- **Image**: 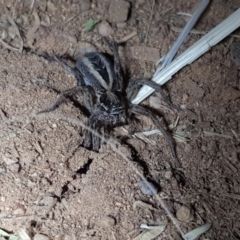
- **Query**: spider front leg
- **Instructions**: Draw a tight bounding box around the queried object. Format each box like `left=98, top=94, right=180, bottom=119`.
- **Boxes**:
left=38, top=85, right=95, bottom=114
left=129, top=104, right=181, bottom=168
left=42, top=53, right=85, bottom=85
left=127, top=78, right=181, bottom=111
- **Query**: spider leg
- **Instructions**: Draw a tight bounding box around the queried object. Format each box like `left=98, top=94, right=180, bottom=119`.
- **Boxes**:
left=84, top=116, right=102, bottom=151
left=129, top=104, right=181, bottom=168
left=38, top=85, right=94, bottom=114
left=82, top=86, right=96, bottom=111
left=42, top=53, right=85, bottom=85
left=127, top=78, right=181, bottom=111
left=103, top=37, right=123, bottom=91
left=92, top=123, right=101, bottom=151
left=84, top=126, right=92, bottom=149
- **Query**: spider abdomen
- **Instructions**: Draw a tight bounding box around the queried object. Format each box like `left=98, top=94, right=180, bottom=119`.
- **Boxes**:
left=76, top=52, right=126, bottom=122
left=76, top=52, right=116, bottom=92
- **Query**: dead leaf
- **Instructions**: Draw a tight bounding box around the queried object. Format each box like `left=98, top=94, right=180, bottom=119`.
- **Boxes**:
left=17, top=229, right=31, bottom=240
left=27, top=10, right=40, bottom=48
left=47, top=0, right=56, bottom=13
left=35, top=0, right=47, bottom=12
left=133, top=200, right=160, bottom=212
left=7, top=14, right=23, bottom=52
left=183, top=223, right=211, bottom=240
left=220, top=86, right=240, bottom=102
left=133, top=224, right=166, bottom=240
left=40, top=14, right=50, bottom=27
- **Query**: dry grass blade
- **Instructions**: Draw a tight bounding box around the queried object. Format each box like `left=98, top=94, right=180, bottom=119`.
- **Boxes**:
left=134, top=129, right=190, bottom=143
left=118, top=31, right=137, bottom=43
left=134, top=129, right=235, bottom=143
left=183, top=223, right=211, bottom=240
left=171, top=23, right=240, bottom=38
left=203, top=131, right=233, bottom=139
left=133, top=200, right=161, bottom=212
left=133, top=224, right=166, bottom=240
left=0, top=39, right=21, bottom=52
left=144, top=0, right=155, bottom=44
left=7, top=14, right=23, bottom=53
left=221, top=193, right=240, bottom=200
left=27, top=10, right=40, bottom=48
left=231, top=129, right=240, bottom=141
left=30, top=0, right=35, bottom=11
left=17, top=229, right=31, bottom=240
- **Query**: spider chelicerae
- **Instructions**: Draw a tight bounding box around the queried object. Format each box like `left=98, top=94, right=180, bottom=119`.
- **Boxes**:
left=40, top=38, right=181, bottom=168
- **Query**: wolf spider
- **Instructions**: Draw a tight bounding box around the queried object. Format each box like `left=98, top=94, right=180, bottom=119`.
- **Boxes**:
left=40, top=38, right=181, bottom=168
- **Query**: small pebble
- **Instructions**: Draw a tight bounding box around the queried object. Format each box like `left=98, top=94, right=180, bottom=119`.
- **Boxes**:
left=39, top=196, right=56, bottom=206
left=8, top=163, right=20, bottom=173
left=116, top=22, right=127, bottom=28
left=151, top=27, right=159, bottom=36
left=109, top=0, right=130, bottom=23
left=98, top=21, right=113, bottom=37
left=13, top=207, right=26, bottom=215
left=176, top=204, right=194, bottom=223
left=41, top=177, right=49, bottom=185
left=149, top=95, right=161, bottom=109
left=1, top=30, right=8, bottom=40
left=97, top=216, right=116, bottom=228
left=201, top=145, right=207, bottom=152
left=180, top=104, right=187, bottom=110
left=33, top=233, right=50, bottom=240
left=231, top=42, right=240, bottom=66
left=1, top=70, right=8, bottom=76
left=136, top=0, right=145, bottom=6
left=165, top=171, right=173, bottom=180
left=138, top=180, right=158, bottom=195
left=80, top=0, right=91, bottom=12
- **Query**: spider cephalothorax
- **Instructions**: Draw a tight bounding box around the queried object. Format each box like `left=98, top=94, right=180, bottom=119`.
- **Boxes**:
left=40, top=38, right=181, bottom=167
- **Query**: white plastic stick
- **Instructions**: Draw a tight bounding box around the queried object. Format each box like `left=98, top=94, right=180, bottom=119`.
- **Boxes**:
left=132, top=8, right=240, bottom=105
left=155, top=0, right=210, bottom=74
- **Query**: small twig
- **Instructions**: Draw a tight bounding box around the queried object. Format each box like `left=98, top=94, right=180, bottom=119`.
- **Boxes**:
left=221, top=193, right=240, bottom=200
left=144, top=0, right=155, bottom=45
left=30, top=0, right=35, bottom=10
left=0, top=39, right=21, bottom=52
left=0, top=215, right=40, bottom=221
left=117, top=31, right=137, bottom=43
left=177, top=12, right=192, bottom=17
left=171, top=26, right=240, bottom=38
left=7, top=14, right=24, bottom=52
left=171, top=26, right=206, bottom=35
left=0, top=109, right=6, bottom=120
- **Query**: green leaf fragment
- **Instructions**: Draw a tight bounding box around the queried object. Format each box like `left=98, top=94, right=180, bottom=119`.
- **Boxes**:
left=85, top=19, right=99, bottom=31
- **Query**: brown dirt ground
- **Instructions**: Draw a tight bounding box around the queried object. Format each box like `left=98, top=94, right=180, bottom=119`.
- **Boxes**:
left=0, top=0, right=240, bottom=239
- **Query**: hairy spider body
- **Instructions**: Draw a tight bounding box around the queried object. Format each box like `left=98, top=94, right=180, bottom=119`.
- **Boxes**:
left=40, top=39, right=181, bottom=167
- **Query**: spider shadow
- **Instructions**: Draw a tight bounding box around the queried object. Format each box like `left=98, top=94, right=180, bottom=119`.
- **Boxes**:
left=121, top=137, right=150, bottom=176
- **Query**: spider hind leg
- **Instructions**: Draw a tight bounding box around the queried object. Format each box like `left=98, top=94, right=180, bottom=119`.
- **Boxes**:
left=129, top=104, right=181, bottom=168
left=127, top=78, right=181, bottom=111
